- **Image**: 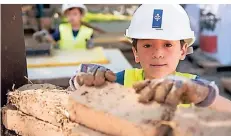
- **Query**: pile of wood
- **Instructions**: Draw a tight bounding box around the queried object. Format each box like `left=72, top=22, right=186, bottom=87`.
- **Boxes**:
left=2, top=83, right=231, bottom=136
left=221, top=77, right=231, bottom=94
left=2, top=84, right=106, bottom=136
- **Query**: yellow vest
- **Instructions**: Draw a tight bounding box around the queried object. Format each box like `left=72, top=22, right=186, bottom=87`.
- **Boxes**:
left=124, top=68, right=197, bottom=108
left=59, top=23, right=93, bottom=50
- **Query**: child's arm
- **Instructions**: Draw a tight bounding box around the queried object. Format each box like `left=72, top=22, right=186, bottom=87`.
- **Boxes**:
left=133, top=76, right=231, bottom=111
left=209, top=95, right=231, bottom=112
left=193, top=79, right=231, bottom=112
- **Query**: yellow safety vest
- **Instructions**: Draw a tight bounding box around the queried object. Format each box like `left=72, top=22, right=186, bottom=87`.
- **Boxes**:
left=59, top=23, right=93, bottom=50
left=124, top=68, right=197, bottom=108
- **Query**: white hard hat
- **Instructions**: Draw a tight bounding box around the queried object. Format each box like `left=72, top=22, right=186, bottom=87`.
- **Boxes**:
left=62, top=4, right=87, bottom=16
left=125, top=4, right=195, bottom=54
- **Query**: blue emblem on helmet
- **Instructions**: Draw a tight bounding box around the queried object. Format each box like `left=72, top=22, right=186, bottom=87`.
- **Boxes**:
left=152, top=9, right=163, bottom=28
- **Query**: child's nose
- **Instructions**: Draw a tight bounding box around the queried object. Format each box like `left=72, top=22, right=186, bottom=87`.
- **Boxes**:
left=151, top=48, right=164, bottom=59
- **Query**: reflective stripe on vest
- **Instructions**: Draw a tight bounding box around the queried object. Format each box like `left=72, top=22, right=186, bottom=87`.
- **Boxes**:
left=59, top=23, right=93, bottom=50
left=124, top=68, right=197, bottom=108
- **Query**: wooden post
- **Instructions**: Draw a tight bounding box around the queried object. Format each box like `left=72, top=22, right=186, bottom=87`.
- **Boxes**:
left=1, top=5, right=28, bottom=106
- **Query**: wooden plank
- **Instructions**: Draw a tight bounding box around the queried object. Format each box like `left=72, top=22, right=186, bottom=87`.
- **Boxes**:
left=30, top=78, right=70, bottom=88
left=4, top=84, right=108, bottom=136
left=1, top=4, right=28, bottom=106
left=68, top=82, right=166, bottom=136
left=4, top=84, right=231, bottom=136
left=7, top=87, right=71, bottom=127
left=221, top=78, right=231, bottom=93
left=2, top=106, right=108, bottom=136
left=187, top=49, right=231, bottom=73
left=7, top=83, right=159, bottom=136
left=172, top=108, right=231, bottom=136
left=27, top=49, right=132, bottom=83
left=68, top=82, right=231, bottom=136
left=188, top=49, right=220, bottom=67
left=2, top=106, right=64, bottom=136
left=26, top=47, right=109, bottom=68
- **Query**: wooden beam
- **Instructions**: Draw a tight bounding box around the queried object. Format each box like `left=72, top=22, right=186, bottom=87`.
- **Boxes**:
left=1, top=4, right=28, bottom=106
left=221, top=77, right=231, bottom=94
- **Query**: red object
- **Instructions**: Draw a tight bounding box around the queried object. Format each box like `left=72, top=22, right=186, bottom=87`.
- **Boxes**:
left=200, top=35, right=217, bottom=53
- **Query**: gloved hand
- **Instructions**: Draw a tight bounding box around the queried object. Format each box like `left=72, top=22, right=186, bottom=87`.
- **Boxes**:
left=32, top=29, right=49, bottom=42
left=133, top=76, right=218, bottom=107
left=69, top=64, right=117, bottom=91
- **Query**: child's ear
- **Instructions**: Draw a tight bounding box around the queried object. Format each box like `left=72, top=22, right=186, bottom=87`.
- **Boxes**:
left=180, top=43, right=188, bottom=60
left=132, top=47, right=140, bottom=63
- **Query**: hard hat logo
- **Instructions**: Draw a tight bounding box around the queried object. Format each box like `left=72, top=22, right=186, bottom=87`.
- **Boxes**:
left=154, top=14, right=161, bottom=21
left=152, top=9, right=163, bottom=29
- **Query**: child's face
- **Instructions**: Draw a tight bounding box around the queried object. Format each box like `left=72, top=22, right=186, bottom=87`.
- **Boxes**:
left=132, top=39, right=188, bottom=79
left=65, top=8, right=82, bottom=25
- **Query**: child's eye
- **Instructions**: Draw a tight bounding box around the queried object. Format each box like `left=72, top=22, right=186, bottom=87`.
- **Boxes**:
left=143, top=44, right=151, bottom=48
left=165, top=44, right=173, bottom=47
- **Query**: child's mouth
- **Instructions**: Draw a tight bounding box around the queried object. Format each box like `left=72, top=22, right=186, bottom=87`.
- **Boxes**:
left=150, top=64, right=167, bottom=67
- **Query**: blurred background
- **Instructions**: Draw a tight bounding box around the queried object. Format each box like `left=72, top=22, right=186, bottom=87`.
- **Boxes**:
left=16, top=4, right=231, bottom=99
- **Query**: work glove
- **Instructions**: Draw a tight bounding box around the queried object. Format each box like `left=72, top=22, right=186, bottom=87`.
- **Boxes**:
left=69, top=64, right=117, bottom=91
left=133, top=76, right=218, bottom=107
left=32, top=29, right=49, bottom=42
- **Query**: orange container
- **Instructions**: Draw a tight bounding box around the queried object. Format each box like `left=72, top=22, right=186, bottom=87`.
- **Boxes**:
left=199, top=35, right=217, bottom=53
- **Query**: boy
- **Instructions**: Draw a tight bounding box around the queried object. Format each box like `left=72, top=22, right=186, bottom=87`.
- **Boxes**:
left=33, top=4, right=94, bottom=50
left=69, top=4, right=231, bottom=112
